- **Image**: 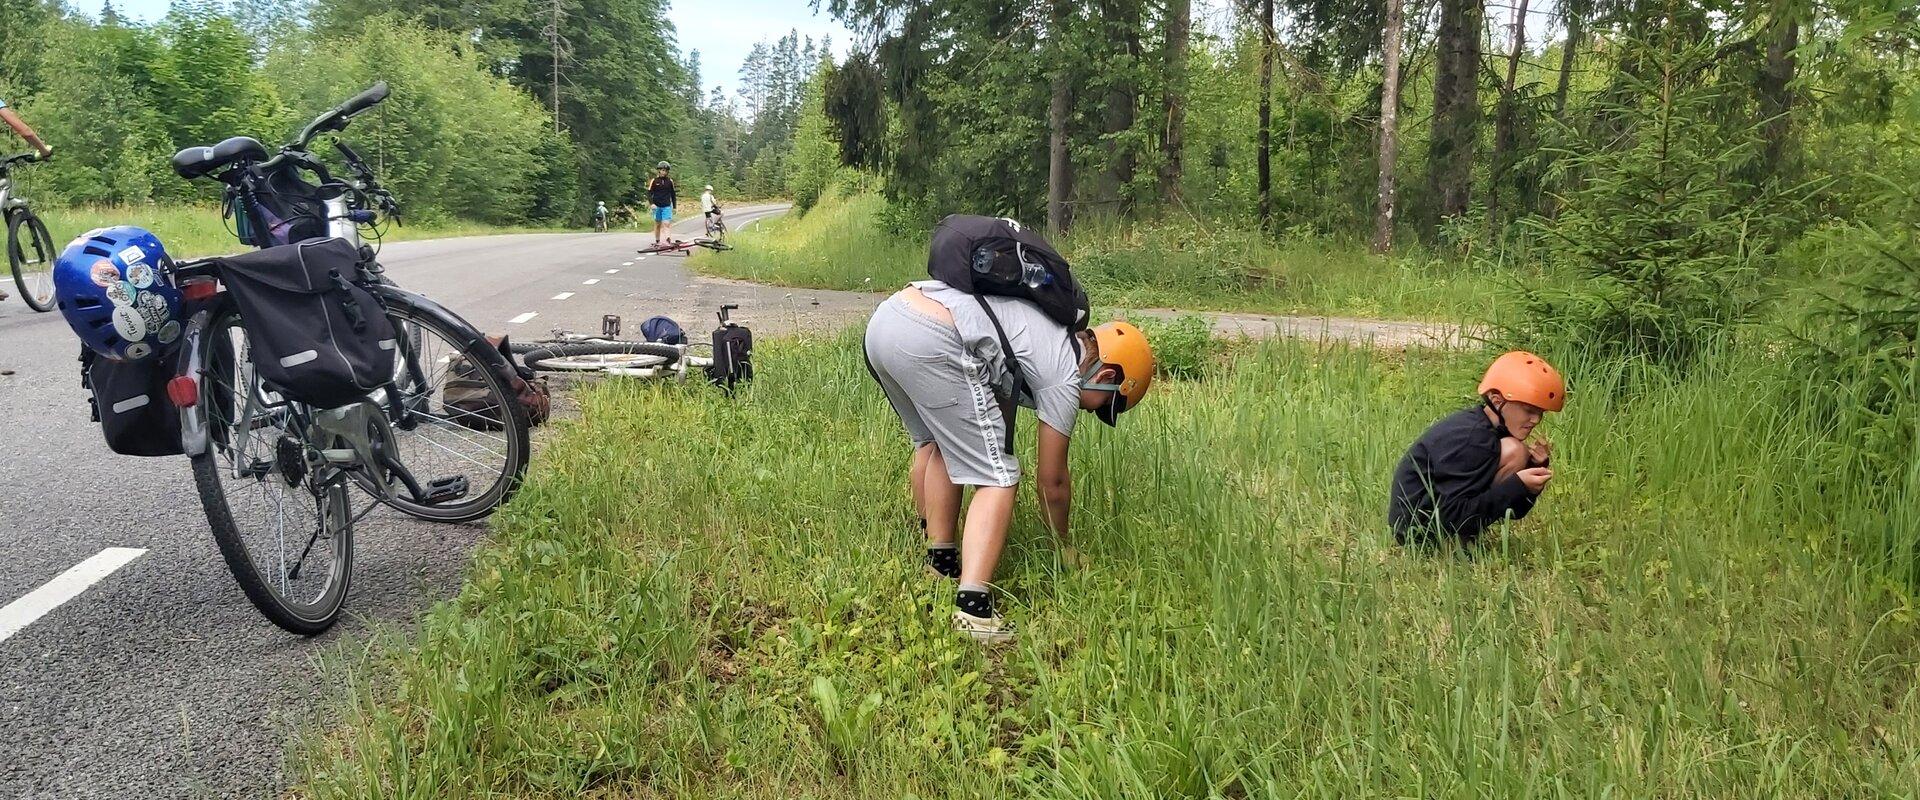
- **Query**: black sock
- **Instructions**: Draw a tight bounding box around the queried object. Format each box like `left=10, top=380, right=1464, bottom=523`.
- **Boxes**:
left=956, top=584, right=993, bottom=617
left=927, top=543, right=960, bottom=578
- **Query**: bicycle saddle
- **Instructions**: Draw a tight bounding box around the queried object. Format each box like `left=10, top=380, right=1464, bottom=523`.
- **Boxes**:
left=171, top=136, right=269, bottom=180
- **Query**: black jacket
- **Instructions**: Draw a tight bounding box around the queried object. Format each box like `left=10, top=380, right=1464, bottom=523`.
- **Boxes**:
left=1388, top=406, right=1537, bottom=544
left=648, top=176, right=677, bottom=208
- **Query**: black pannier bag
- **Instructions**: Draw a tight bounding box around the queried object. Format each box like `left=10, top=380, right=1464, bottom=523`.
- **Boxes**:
left=211, top=237, right=396, bottom=409
left=81, top=348, right=185, bottom=457
left=926, top=214, right=1090, bottom=332
left=705, top=306, right=754, bottom=392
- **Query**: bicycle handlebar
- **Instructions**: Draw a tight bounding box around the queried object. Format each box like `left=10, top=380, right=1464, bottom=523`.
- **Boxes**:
left=291, top=81, right=389, bottom=150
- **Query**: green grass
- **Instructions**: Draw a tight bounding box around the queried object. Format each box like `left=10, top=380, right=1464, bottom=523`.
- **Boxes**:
left=697, top=191, right=1523, bottom=322
left=294, top=336, right=1920, bottom=797
left=33, top=204, right=561, bottom=259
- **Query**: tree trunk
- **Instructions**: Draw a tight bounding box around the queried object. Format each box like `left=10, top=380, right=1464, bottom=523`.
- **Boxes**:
left=1159, top=0, right=1190, bottom=206
left=1257, top=0, right=1274, bottom=230
left=1427, top=0, right=1482, bottom=223
left=1373, top=0, right=1406, bottom=253
left=1489, top=0, right=1529, bottom=225
left=1554, top=12, right=1582, bottom=118
left=1047, top=0, right=1074, bottom=235
left=1097, top=0, right=1140, bottom=217
left=1758, top=10, right=1798, bottom=171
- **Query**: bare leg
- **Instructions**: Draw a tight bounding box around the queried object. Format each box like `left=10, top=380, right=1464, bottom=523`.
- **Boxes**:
left=921, top=446, right=962, bottom=547
left=957, top=486, right=1018, bottom=586
left=1495, top=437, right=1529, bottom=482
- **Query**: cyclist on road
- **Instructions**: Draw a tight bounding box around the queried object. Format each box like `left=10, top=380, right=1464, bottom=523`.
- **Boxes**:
left=647, top=161, right=677, bottom=245
left=593, top=201, right=608, bottom=232
left=0, top=96, right=54, bottom=301
left=701, top=185, right=721, bottom=234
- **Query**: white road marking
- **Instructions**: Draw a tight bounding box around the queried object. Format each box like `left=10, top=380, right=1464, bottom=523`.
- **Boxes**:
left=622, top=261, right=634, bottom=266
left=551, top=292, right=574, bottom=301
left=606, top=269, right=619, bottom=274
left=583, top=279, right=600, bottom=285
left=510, top=312, right=538, bottom=324
left=0, top=548, right=148, bottom=644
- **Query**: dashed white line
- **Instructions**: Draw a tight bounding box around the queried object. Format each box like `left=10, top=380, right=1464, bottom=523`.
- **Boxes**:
left=0, top=548, right=148, bottom=644
left=606, top=269, right=620, bottom=274
left=510, top=312, right=538, bottom=324
left=551, top=292, right=575, bottom=301
left=622, top=261, right=634, bottom=266
left=583, top=279, right=600, bottom=285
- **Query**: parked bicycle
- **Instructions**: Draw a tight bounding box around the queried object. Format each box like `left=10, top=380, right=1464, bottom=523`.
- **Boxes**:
left=139, top=84, right=527, bottom=634
left=2, top=150, right=57, bottom=311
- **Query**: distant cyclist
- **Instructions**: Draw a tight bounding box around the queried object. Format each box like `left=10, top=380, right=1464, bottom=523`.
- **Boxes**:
left=646, top=161, right=677, bottom=245
left=593, top=200, right=608, bottom=232
left=701, top=185, right=722, bottom=235
left=0, top=96, right=54, bottom=301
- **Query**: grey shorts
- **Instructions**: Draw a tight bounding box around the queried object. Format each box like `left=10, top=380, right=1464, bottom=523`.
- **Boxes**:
left=864, top=297, right=1018, bottom=487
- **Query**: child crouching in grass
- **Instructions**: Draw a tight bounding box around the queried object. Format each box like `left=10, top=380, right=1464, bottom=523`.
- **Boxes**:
left=1388, top=351, right=1565, bottom=546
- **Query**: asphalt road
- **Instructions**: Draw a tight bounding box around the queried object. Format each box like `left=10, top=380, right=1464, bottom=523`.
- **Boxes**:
left=0, top=204, right=831, bottom=798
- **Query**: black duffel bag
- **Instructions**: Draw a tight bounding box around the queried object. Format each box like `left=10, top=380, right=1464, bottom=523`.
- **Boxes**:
left=210, top=237, right=396, bottom=409
left=81, top=348, right=185, bottom=457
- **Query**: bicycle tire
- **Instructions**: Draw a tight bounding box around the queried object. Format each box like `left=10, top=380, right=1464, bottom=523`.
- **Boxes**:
left=7, top=209, right=57, bottom=312
left=523, top=341, right=684, bottom=372
left=365, top=289, right=532, bottom=523
left=185, top=304, right=355, bottom=635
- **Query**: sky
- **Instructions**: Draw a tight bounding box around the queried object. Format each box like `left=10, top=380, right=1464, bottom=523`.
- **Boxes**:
left=101, top=0, right=857, bottom=99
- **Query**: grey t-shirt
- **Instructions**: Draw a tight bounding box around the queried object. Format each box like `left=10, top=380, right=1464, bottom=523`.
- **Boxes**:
left=913, top=280, right=1083, bottom=437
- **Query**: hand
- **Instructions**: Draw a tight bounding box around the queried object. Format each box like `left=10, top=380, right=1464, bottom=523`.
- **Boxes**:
left=1527, top=439, right=1551, bottom=467
left=1517, top=467, right=1553, bottom=495
left=34, top=144, right=52, bottom=161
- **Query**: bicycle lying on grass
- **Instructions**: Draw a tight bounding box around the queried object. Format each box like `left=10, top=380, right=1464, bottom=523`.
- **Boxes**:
left=513, top=305, right=753, bottom=389
left=636, top=236, right=732, bottom=256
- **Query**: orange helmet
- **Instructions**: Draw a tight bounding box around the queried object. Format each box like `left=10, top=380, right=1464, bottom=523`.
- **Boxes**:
left=1086, top=321, right=1155, bottom=426
left=1478, top=351, right=1565, bottom=412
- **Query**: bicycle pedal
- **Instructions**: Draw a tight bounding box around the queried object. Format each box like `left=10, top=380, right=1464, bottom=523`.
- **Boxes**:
left=418, top=476, right=470, bottom=505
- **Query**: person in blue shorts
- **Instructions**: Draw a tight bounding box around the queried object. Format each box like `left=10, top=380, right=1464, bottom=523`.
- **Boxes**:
left=647, top=161, right=677, bottom=245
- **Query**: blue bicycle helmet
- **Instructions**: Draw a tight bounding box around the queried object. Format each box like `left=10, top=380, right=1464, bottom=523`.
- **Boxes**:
left=54, top=226, right=185, bottom=362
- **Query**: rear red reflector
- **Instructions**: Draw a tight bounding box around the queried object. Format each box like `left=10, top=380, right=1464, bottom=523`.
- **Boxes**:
left=181, top=278, right=218, bottom=301
left=167, top=375, right=199, bottom=408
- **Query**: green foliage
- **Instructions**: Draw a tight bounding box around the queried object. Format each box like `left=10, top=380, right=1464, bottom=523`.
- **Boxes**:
left=1127, top=313, right=1217, bottom=380
left=1509, top=37, right=1784, bottom=368
left=15, top=21, right=170, bottom=205
left=785, top=64, right=841, bottom=213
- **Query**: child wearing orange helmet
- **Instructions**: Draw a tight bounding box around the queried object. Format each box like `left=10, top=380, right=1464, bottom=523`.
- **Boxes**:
left=864, top=284, right=1155, bottom=643
left=1388, top=351, right=1566, bottom=545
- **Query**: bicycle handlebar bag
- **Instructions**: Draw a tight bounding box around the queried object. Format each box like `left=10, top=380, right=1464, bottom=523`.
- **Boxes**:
left=210, top=237, right=396, bottom=409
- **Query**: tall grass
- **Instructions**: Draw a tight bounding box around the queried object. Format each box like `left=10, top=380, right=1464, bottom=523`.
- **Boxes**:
left=33, top=204, right=560, bottom=259
left=698, top=191, right=1524, bottom=321
left=295, top=336, right=1920, bottom=797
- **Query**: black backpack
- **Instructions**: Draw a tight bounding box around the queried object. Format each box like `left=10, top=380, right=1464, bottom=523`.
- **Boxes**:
left=210, top=237, right=397, bottom=409
left=81, top=347, right=185, bottom=457
left=926, top=215, right=1090, bottom=332
left=926, top=215, right=1088, bottom=439
left=705, top=305, right=753, bottom=393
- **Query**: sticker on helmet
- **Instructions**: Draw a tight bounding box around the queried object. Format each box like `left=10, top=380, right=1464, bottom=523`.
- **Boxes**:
left=158, top=321, right=182, bottom=345
left=124, top=342, right=152, bottom=360
left=119, top=245, right=146, bottom=264
left=126, top=263, right=155, bottom=289
left=112, top=305, right=147, bottom=342
left=91, top=261, right=120, bottom=287
left=104, top=280, right=133, bottom=307
left=137, top=291, right=169, bottom=331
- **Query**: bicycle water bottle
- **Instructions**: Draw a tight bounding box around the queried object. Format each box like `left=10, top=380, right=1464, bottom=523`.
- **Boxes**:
left=1018, top=244, right=1048, bottom=289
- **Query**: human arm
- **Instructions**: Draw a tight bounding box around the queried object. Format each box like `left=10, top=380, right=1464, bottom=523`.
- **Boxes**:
left=0, top=107, right=52, bottom=158
left=1428, top=440, right=1540, bottom=531
left=1035, top=421, right=1072, bottom=539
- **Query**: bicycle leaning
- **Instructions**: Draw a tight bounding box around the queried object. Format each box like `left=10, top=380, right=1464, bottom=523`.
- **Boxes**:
left=56, top=83, right=532, bottom=635
left=2, top=150, right=57, bottom=311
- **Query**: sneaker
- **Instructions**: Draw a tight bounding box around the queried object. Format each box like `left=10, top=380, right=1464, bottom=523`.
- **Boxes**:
left=952, top=610, right=1016, bottom=645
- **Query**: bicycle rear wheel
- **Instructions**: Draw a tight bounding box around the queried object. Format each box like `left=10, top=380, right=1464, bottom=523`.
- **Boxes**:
left=187, top=305, right=354, bottom=635
left=523, top=341, right=681, bottom=372
left=369, top=291, right=530, bottom=523
left=7, top=209, right=57, bottom=312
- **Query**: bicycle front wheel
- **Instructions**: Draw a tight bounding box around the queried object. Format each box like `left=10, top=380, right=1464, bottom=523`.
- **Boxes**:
left=523, top=341, right=681, bottom=372
left=187, top=305, right=354, bottom=635
left=7, top=209, right=57, bottom=312
left=369, top=291, right=531, bottom=523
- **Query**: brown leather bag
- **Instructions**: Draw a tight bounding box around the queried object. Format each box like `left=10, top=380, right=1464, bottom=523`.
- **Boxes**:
left=444, top=335, right=550, bottom=430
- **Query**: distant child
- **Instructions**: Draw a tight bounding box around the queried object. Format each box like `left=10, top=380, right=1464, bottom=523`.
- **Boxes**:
left=1388, top=351, right=1565, bottom=545
left=647, top=161, right=677, bottom=244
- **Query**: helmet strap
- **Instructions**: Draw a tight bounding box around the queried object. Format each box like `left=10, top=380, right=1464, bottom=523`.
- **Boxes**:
left=1077, top=360, right=1122, bottom=392
left=1482, top=394, right=1513, bottom=438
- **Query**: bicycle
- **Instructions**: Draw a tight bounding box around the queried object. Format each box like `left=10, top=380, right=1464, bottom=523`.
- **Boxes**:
left=165, top=83, right=531, bottom=634
left=2, top=151, right=57, bottom=311
left=703, top=207, right=727, bottom=241
left=515, top=305, right=750, bottom=386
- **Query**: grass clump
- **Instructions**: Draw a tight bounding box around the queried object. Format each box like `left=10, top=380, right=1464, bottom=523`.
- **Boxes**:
left=296, top=334, right=1920, bottom=798
left=698, top=190, right=1524, bottom=321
